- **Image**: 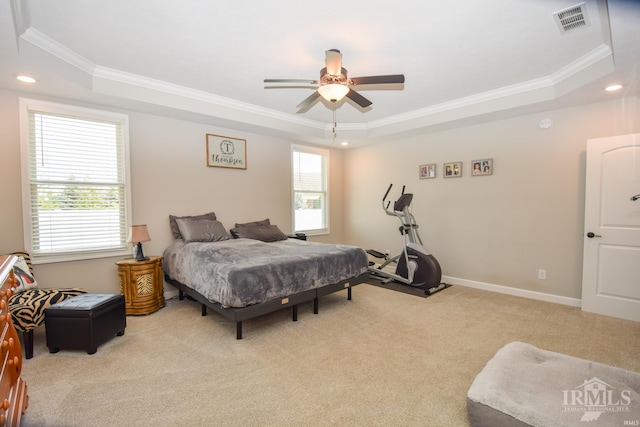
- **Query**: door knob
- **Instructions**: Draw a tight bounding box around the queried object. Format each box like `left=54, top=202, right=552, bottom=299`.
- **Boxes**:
left=586, top=232, right=601, bottom=238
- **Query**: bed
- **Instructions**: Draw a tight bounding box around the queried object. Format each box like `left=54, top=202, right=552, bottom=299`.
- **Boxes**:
left=162, top=214, right=369, bottom=338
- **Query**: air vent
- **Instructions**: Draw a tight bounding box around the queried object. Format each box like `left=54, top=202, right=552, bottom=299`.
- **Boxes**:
left=553, top=2, right=590, bottom=33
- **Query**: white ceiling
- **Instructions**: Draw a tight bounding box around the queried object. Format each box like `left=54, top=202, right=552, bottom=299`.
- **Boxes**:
left=1, top=0, right=639, bottom=147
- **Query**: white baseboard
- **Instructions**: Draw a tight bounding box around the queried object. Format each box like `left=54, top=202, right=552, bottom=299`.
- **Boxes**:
left=164, top=289, right=179, bottom=300
left=163, top=276, right=581, bottom=308
left=442, top=275, right=581, bottom=308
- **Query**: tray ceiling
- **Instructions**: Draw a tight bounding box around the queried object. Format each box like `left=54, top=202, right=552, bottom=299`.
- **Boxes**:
left=1, top=0, right=638, bottom=147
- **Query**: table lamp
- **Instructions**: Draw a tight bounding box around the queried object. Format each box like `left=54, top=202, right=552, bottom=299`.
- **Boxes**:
left=128, top=224, right=151, bottom=261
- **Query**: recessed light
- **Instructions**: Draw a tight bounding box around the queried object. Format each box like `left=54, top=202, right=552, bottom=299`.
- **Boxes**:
left=605, top=84, right=622, bottom=92
left=16, top=75, right=37, bottom=84
left=340, top=141, right=349, bottom=146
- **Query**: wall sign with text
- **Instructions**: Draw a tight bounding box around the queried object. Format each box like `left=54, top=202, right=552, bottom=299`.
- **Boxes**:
left=206, top=134, right=246, bottom=169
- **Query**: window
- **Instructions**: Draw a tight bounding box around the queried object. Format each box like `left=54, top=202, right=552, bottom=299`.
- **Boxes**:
left=20, top=99, right=131, bottom=262
left=292, top=145, right=329, bottom=234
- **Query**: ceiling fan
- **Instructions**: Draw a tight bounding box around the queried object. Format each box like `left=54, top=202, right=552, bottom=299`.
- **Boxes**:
left=264, top=49, right=405, bottom=112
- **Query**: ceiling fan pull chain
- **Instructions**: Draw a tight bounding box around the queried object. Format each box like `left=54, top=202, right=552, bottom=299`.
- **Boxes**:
left=332, top=108, right=337, bottom=143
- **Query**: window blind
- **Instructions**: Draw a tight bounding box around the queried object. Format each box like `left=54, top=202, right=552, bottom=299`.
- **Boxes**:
left=292, top=146, right=329, bottom=233
left=25, top=108, right=128, bottom=256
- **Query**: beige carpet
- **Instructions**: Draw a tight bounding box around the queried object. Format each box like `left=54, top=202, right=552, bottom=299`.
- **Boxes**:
left=19, top=284, right=640, bottom=427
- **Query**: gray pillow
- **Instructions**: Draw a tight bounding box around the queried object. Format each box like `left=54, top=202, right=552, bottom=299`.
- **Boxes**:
left=176, top=218, right=230, bottom=242
left=230, top=224, right=287, bottom=242
left=169, top=212, right=217, bottom=239
left=234, top=218, right=270, bottom=228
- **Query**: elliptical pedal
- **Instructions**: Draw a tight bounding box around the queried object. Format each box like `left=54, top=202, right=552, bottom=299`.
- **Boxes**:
left=366, top=249, right=386, bottom=259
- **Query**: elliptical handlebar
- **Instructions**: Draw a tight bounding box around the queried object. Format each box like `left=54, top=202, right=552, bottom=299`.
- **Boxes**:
left=383, top=184, right=393, bottom=202
left=383, top=184, right=396, bottom=216
left=382, top=183, right=413, bottom=216
left=382, top=184, right=398, bottom=217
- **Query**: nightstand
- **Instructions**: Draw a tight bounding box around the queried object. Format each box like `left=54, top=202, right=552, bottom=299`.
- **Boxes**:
left=287, top=233, right=307, bottom=240
left=116, top=256, right=165, bottom=315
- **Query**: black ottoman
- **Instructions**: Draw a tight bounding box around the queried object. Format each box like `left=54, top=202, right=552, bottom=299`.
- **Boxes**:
left=45, top=294, right=126, bottom=355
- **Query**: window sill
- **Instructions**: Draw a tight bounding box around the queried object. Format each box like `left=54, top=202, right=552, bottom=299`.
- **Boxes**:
left=31, top=249, right=131, bottom=265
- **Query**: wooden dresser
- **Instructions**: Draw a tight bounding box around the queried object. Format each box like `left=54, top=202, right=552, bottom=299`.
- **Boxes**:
left=0, top=255, right=28, bottom=426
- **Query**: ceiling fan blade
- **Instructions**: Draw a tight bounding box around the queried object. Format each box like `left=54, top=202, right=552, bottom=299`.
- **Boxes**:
left=346, top=89, right=372, bottom=108
left=325, top=49, right=342, bottom=76
left=264, top=78, right=319, bottom=84
left=264, top=85, right=319, bottom=90
left=349, top=74, right=405, bottom=85
left=296, top=91, right=321, bottom=110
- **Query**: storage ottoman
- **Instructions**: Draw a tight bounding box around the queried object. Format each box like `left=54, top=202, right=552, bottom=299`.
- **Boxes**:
left=467, top=341, right=640, bottom=427
left=45, top=293, right=126, bottom=355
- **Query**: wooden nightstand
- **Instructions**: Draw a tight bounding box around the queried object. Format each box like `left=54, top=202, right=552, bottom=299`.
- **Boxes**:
left=116, top=256, right=165, bottom=315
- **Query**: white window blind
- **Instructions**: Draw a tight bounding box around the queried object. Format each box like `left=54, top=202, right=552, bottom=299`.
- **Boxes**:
left=292, top=146, right=329, bottom=234
left=21, top=99, right=130, bottom=260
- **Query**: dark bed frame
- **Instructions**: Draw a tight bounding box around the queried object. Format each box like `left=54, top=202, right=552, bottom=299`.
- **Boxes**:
left=164, top=272, right=368, bottom=339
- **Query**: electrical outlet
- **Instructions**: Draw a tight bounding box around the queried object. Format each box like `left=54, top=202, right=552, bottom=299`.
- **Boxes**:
left=538, top=269, right=547, bottom=280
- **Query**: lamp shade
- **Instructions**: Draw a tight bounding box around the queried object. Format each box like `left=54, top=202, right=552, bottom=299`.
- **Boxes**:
left=128, top=224, right=151, bottom=243
left=317, top=84, right=349, bottom=102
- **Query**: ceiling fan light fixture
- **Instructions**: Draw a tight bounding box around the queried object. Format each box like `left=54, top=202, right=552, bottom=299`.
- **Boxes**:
left=318, top=83, right=349, bottom=102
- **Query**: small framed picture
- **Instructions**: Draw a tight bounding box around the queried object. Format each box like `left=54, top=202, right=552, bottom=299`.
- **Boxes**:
left=443, top=162, right=462, bottom=178
left=419, top=163, right=436, bottom=179
left=472, top=158, right=493, bottom=176
left=206, top=133, right=247, bottom=169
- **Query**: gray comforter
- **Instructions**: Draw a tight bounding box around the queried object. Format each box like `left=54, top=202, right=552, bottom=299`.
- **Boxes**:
left=163, top=238, right=368, bottom=308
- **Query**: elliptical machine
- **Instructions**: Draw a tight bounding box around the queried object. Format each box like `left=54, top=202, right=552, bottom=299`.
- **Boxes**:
left=367, top=184, right=447, bottom=295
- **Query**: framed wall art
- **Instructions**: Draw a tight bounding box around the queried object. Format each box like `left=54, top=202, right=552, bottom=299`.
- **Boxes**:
left=206, top=133, right=246, bottom=169
left=419, top=163, right=436, bottom=179
left=471, top=158, right=493, bottom=176
left=443, top=161, right=462, bottom=178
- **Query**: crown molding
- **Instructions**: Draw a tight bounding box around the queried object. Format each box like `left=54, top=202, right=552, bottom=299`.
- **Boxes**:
left=21, top=28, right=96, bottom=75
left=92, top=66, right=325, bottom=130
left=549, top=43, right=613, bottom=87
left=366, top=43, right=614, bottom=132
left=16, top=24, right=614, bottom=143
left=19, top=28, right=327, bottom=135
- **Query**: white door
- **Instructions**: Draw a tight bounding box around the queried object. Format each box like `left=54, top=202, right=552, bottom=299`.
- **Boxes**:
left=582, top=133, right=640, bottom=322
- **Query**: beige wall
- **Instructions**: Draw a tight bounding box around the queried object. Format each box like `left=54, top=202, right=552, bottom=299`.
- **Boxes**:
left=0, top=89, right=344, bottom=293
left=2, top=86, right=639, bottom=302
left=343, top=97, right=640, bottom=301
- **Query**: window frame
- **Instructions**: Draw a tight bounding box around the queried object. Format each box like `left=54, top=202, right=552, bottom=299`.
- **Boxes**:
left=19, top=98, right=133, bottom=264
left=291, top=144, right=330, bottom=236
